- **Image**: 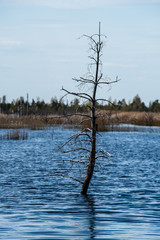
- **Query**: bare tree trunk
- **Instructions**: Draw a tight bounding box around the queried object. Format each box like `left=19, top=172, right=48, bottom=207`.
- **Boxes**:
left=81, top=123, right=96, bottom=194
left=81, top=23, right=101, bottom=195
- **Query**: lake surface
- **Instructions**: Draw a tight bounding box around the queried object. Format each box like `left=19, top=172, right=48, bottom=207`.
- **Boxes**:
left=0, top=126, right=160, bottom=239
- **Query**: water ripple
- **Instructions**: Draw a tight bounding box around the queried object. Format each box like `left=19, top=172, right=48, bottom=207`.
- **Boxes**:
left=0, top=127, right=160, bottom=239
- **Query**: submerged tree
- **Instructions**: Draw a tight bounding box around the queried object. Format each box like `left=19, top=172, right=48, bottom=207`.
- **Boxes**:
left=60, top=22, right=119, bottom=195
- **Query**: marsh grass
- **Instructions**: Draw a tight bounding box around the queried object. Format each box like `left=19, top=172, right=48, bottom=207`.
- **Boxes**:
left=0, top=114, right=47, bottom=129
left=78, top=111, right=160, bottom=131
left=0, top=111, right=160, bottom=131
left=1, top=129, right=28, bottom=140
left=112, top=111, right=160, bottom=126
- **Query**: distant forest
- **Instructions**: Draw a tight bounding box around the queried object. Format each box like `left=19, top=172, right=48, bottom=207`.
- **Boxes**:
left=0, top=94, right=160, bottom=115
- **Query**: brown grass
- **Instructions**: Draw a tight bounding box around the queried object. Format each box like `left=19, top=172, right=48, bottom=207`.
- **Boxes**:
left=1, top=129, right=28, bottom=140
left=0, top=114, right=47, bottom=129
left=0, top=111, right=160, bottom=131
left=111, top=111, right=160, bottom=126
left=70, top=111, right=160, bottom=131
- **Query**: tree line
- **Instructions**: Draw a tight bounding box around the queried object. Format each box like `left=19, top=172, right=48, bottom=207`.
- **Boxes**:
left=0, top=94, right=159, bottom=115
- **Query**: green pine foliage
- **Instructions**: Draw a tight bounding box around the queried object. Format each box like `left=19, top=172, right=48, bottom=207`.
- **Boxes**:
left=0, top=94, right=159, bottom=115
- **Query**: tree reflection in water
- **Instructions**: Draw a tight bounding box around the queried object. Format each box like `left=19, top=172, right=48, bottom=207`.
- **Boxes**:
left=84, top=195, right=96, bottom=239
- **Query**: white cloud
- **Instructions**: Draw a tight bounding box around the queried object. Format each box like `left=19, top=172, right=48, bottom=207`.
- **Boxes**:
left=0, top=64, right=10, bottom=70
left=1, top=0, right=160, bottom=9
left=0, top=38, right=22, bottom=47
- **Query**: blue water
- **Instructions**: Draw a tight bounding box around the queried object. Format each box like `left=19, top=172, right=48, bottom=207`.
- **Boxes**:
left=0, top=127, right=160, bottom=239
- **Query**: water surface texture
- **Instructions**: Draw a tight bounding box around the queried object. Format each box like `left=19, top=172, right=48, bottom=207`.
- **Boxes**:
left=0, top=127, right=160, bottom=239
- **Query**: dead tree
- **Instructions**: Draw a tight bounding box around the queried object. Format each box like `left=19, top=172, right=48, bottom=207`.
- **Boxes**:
left=60, top=22, right=119, bottom=195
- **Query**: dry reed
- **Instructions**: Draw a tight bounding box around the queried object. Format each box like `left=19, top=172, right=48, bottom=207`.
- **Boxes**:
left=0, top=111, right=160, bottom=131
left=1, top=129, right=28, bottom=140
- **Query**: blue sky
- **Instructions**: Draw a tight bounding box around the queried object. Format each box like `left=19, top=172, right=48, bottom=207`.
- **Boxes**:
left=0, top=0, right=160, bottom=105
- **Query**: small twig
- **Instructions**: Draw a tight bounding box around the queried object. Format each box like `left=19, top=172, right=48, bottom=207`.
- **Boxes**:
left=62, top=147, right=90, bottom=154
left=53, top=159, right=87, bottom=164
left=96, top=150, right=112, bottom=157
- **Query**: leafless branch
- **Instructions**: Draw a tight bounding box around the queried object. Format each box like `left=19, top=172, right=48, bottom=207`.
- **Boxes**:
left=73, top=77, right=95, bottom=85
left=96, top=150, right=112, bottom=157
left=53, top=159, right=87, bottom=164
left=65, top=176, right=84, bottom=184
left=88, top=55, right=97, bottom=62
left=98, top=73, right=103, bottom=82
left=58, top=131, right=91, bottom=150
left=83, top=34, right=98, bottom=47
left=55, top=173, right=84, bottom=184
left=99, top=76, right=120, bottom=85
left=75, top=131, right=91, bottom=140
left=82, top=127, right=92, bottom=132
left=62, top=148, right=90, bottom=154
left=62, top=87, right=93, bottom=101
left=80, top=118, right=91, bottom=125
left=95, top=99, right=114, bottom=106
